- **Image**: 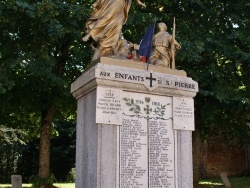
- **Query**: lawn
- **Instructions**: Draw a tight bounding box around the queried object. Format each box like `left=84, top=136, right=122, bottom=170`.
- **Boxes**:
left=1, top=177, right=250, bottom=188
left=0, top=183, right=75, bottom=188
left=199, top=177, right=250, bottom=188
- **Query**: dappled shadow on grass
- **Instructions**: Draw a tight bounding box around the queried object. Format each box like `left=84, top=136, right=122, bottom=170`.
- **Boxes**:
left=199, top=176, right=250, bottom=188
left=0, top=186, right=30, bottom=188
left=198, top=185, right=224, bottom=188
left=0, top=183, right=75, bottom=188
left=0, top=184, right=57, bottom=188
left=198, top=180, right=224, bottom=188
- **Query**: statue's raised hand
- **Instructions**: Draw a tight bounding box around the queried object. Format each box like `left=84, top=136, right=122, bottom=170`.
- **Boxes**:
left=136, top=0, right=146, bottom=8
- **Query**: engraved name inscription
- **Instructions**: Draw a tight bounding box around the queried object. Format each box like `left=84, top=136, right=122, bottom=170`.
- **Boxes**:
left=120, top=92, right=175, bottom=188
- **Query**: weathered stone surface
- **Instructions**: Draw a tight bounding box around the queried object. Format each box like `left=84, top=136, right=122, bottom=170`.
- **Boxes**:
left=75, top=90, right=98, bottom=188
left=177, top=131, right=193, bottom=188
left=71, top=61, right=198, bottom=99
left=100, top=57, right=187, bottom=76
left=11, top=175, right=22, bottom=188
left=220, top=173, right=232, bottom=188
left=96, top=87, right=123, bottom=125
left=72, top=59, right=198, bottom=188
left=173, top=97, right=195, bottom=131
left=121, top=92, right=175, bottom=187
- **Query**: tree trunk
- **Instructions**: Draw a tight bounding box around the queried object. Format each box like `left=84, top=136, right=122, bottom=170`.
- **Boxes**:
left=38, top=105, right=56, bottom=179
left=38, top=41, right=69, bottom=180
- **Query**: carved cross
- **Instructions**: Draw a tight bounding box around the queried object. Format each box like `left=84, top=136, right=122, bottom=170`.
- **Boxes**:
left=146, top=73, right=156, bottom=87
left=144, top=104, right=152, bottom=115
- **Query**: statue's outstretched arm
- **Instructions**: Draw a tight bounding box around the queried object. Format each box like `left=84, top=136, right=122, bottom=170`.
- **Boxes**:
left=174, top=39, right=181, bottom=49
left=169, top=36, right=181, bottom=49
left=135, top=0, right=146, bottom=8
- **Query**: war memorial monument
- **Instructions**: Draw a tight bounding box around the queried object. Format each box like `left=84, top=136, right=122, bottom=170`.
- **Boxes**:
left=71, top=1, right=198, bottom=187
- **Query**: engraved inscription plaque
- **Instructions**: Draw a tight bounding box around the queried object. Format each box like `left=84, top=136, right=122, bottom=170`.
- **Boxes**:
left=96, top=87, right=122, bottom=125
left=120, top=92, right=175, bottom=188
left=173, top=97, right=195, bottom=131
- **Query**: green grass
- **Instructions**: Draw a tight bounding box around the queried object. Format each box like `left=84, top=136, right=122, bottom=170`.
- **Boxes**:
left=199, top=179, right=224, bottom=188
left=0, top=184, right=31, bottom=188
left=199, top=176, right=250, bottom=188
left=228, top=177, right=250, bottom=188
left=54, top=183, right=75, bottom=188
left=1, top=177, right=250, bottom=188
left=0, top=183, right=75, bottom=188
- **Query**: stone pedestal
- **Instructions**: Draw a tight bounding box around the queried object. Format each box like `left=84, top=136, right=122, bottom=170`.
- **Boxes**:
left=71, top=57, right=198, bottom=188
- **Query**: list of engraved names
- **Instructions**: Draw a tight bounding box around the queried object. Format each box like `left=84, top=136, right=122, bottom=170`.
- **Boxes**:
left=120, top=92, right=175, bottom=188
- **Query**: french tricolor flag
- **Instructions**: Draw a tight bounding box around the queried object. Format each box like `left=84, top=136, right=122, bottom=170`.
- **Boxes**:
left=137, top=20, right=156, bottom=63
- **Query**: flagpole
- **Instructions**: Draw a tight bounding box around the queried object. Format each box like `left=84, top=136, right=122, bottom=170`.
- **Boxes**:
left=171, top=17, right=176, bottom=69
left=146, top=18, right=157, bottom=71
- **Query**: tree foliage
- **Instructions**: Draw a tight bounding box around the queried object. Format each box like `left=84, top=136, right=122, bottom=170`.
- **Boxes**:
left=0, top=0, right=250, bottom=184
left=0, top=0, right=92, bottom=182
left=0, top=121, right=75, bottom=183
left=126, top=0, right=250, bottom=141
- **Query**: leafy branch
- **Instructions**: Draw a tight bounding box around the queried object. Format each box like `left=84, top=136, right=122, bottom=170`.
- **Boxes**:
left=153, top=104, right=167, bottom=117
left=123, top=98, right=141, bottom=114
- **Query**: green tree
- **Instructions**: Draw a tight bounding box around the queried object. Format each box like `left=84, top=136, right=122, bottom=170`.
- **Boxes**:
left=50, top=121, right=76, bottom=182
left=128, top=0, right=250, bottom=185
left=1, top=0, right=250, bottom=186
left=173, top=1, right=250, bottom=185
left=0, top=0, right=92, bottom=184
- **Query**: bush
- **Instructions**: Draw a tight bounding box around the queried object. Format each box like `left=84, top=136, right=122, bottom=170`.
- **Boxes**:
left=30, top=175, right=56, bottom=188
left=66, top=168, right=75, bottom=183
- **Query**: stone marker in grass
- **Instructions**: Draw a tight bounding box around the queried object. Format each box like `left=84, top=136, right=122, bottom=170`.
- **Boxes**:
left=11, top=175, right=22, bottom=188
left=220, top=173, right=232, bottom=188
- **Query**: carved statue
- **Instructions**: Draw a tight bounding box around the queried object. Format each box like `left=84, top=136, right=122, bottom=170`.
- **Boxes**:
left=150, top=22, right=181, bottom=67
left=82, top=0, right=146, bottom=61
left=115, top=33, right=134, bottom=57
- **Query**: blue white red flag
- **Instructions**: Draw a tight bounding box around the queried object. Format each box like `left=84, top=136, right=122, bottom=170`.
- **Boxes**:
left=137, top=21, right=156, bottom=60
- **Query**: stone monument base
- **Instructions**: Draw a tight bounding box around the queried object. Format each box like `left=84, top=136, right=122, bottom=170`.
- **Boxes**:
left=71, top=57, right=198, bottom=188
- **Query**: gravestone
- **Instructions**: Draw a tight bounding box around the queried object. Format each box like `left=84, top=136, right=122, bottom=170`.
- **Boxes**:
left=71, top=57, right=198, bottom=188
left=220, top=173, right=232, bottom=188
left=11, top=175, right=22, bottom=188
